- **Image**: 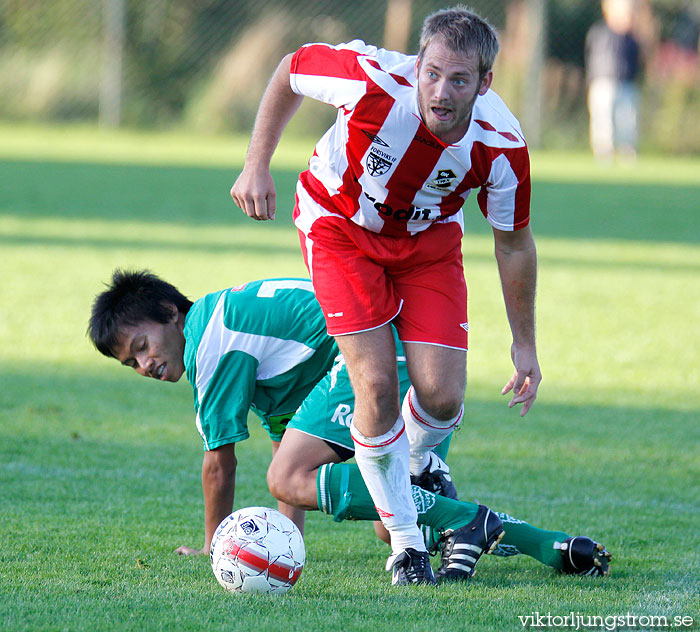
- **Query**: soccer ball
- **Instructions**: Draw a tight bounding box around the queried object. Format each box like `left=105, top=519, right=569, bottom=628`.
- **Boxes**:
left=210, top=507, right=305, bottom=595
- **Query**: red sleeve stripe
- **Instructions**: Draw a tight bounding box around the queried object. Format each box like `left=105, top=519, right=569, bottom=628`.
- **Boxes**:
left=390, top=72, right=413, bottom=87
left=474, top=119, right=521, bottom=143
left=365, top=57, right=413, bottom=87
left=470, top=143, right=530, bottom=229
left=292, top=44, right=367, bottom=81
left=511, top=147, right=531, bottom=228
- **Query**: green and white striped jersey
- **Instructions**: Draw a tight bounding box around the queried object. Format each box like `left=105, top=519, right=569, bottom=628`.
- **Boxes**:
left=183, top=278, right=338, bottom=450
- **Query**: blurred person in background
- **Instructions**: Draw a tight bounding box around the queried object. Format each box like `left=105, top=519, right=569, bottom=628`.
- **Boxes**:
left=585, top=0, right=642, bottom=161
left=655, top=2, right=700, bottom=80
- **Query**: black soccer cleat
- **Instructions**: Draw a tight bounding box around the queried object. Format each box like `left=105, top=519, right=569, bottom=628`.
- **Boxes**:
left=411, top=452, right=459, bottom=500
left=558, top=536, right=612, bottom=577
left=436, top=504, right=505, bottom=581
left=387, top=548, right=437, bottom=585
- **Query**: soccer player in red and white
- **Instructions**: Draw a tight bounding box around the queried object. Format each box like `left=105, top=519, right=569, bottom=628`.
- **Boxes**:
left=231, top=6, right=541, bottom=585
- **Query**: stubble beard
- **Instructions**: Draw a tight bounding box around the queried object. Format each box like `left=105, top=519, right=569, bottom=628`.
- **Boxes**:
left=418, top=87, right=481, bottom=144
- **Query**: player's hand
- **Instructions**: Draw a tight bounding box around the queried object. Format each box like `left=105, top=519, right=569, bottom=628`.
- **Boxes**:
left=174, top=545, right=206, bottom=556
left=501, top=343, right=541, bottom=417
left=230, top=167, right=276, bottom=221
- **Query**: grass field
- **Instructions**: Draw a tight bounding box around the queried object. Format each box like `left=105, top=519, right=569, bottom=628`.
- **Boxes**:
left=1, top=124, right=699, bottom=631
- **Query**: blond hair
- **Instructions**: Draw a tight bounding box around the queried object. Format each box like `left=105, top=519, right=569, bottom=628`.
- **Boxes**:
left=419, top=5, right=499, bottom=77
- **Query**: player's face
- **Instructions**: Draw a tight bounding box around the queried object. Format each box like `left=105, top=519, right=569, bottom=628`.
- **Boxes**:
left=113, top=310, right=186, bottom=382
left=415, top=37, right=493, bottom=144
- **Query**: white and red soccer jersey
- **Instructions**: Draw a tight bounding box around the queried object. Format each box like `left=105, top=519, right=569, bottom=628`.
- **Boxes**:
left=289, top=40, right=531, bottom=237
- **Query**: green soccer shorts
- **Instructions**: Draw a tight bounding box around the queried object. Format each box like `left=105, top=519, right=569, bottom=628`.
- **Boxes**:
left=286, top=353, right=451, bottom=461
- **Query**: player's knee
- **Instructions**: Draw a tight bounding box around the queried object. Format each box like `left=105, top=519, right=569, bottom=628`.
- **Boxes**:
left=267, top=461, right=293, bottom=504
left=413, top=382, right=464, bottom=420
left=350, top=370, right=400, bottom=420
left=356, top=365, right=395, bottom=393
left=267, top=461, right=308, bottom=506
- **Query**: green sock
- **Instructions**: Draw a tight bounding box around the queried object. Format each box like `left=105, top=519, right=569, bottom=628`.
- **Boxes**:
left=316, top=462, right=478, bottom=531
left=316, top=463, right=570, bottom=570
left=494, top=511, right=569, bottom=571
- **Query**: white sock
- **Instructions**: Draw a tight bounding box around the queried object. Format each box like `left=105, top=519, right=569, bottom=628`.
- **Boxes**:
left=350, top=416, right=426, bottom=554
left=402, top=386, right=463, bottom=475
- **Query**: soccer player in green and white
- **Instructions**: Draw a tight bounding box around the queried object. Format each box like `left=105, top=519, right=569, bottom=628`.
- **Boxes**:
left=88, top=270, right=611, bottom=580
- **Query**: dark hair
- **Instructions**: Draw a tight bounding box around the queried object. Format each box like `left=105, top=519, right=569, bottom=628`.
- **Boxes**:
left=88, top=269, right=193, bottom=358
left=419, top=5, right=499, bottom=78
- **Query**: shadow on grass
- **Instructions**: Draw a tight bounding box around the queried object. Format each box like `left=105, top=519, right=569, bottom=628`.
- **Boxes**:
left=2, top=159, right=699, bottom=244
left=2, top=366, right=698, bottom=446
left=2, top=367, right=697, bottom=524
left=0, top=159, right=297, bottom=226
left=3, top=229, right=698, bottom=274
left=0, top=230, right=304, bottom=257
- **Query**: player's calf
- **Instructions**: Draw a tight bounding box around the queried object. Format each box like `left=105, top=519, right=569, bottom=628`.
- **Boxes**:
left=403, top=384, right=463, bottom=482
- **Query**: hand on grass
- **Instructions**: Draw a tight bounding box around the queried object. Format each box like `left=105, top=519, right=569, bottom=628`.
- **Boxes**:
left=501, top=344, right=541, bottom=416
left=174, top=545, right=205, bottom=556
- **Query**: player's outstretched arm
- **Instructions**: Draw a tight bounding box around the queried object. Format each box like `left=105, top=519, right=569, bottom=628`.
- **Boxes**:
left=175, top=443, right=237, bottom=556
left=493, top=226, right=542, bottom=416
left=230, top=53, right=304, bottom=221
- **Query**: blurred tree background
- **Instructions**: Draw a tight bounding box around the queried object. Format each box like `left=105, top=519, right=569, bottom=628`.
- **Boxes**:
left=0, top=0, right=698, bottom=153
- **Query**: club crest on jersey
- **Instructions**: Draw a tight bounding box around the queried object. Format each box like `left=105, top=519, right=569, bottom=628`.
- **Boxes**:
left=366, top=151, right=394, bottom=177
left=361, top=130, right=390, bottom=147
left=429, top=169, right=457, bottom=190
